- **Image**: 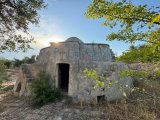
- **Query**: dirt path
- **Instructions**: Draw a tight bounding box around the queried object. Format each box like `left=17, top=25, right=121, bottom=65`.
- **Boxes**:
left=0, top=69, right=108, bottom=120
left=0, top=91, right=108, bottom=120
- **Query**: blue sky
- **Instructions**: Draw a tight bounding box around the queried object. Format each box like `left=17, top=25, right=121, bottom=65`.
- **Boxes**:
left=1, top=0, right=160, bottom=60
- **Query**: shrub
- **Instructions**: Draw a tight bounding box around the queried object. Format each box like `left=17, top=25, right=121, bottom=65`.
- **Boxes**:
left=31, top=71, right=62, bottom=106
left=0, top=85, right=14, bottom=93
left=116, top=44, right=160, bottom=63
left=0, top=60, right=8, bottom=87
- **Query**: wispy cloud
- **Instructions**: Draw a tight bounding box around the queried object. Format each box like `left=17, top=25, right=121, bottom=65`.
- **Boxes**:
left=2, top=14, right=67, bottom=60
left=28, top=15, right=66, bottom=48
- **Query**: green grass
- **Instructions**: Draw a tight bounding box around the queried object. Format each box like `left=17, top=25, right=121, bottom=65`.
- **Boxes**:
left=0, top=85, right=14, bottom=93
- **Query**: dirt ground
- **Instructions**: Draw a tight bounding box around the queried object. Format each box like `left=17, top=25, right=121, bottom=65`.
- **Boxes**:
left=1, top=65, right=160, bottom=120
left=0, top=91, right=109, bottom=120
left=0, top=70, right=109, bottom=120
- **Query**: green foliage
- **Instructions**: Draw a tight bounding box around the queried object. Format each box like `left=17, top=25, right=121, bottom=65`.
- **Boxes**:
left=83, top=68, right=128, bottom=97
left=120, top=69, right=147, bottom=80
left=22, top=55, right=36, bottom=64
left=0, top=58, right=12, bottom=69
left=0, top=59, right=6, bottom=72
left=83, top=68, right=119, bottom=89
left=31, top=71, right=62, bottom=106
left=0, top=59, right=8, bottom=85
left=0, top=0, right=46, bottom=52
left=0, top=85, right=14, bottom=93
left=4, top=60, right=12, bottom=69
left=119, top=69, right=148, bottom=87
left=117, top=45, right=160, bottom=63
left=83, top=67, right=160, bottom=98
left=14, top=59, right=23, bottom=67
left=119, top=68, right=160, bottom=89
left=83, top=68, right=105, bottom=89
left=14, top=55, right=36, bottom=67
left=85, top=0, right=160, bottom=52
left=155, top=70, right=160, bottom=78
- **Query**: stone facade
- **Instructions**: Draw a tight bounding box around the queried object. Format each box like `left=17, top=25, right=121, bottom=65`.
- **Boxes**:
left=35, top=37, right=132, bottom=102
left=13, top=64, right=42, bottom=96
left=14, top=37, right=132, bottom=102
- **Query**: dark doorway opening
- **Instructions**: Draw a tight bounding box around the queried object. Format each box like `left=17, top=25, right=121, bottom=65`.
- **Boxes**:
left=97, top=95, right=105, bottom=104
left=16, top=83, right=21, bottom=92
left=58, top=63, right=70, bottom=93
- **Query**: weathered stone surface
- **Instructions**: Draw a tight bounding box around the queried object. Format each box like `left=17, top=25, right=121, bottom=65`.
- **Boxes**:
left=14, top=37, right=132, bottom=102
left=36, top=37, right=132, bottom=102
left=77, top=62, right=132, bottom=102
left=13, top=64, right=42, bottom=97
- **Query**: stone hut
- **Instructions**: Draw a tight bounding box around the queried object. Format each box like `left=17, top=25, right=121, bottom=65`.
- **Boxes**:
left=14, top=37, right=132, bottom=102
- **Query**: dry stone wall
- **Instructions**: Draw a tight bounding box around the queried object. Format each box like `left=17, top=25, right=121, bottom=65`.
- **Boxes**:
left=77, top=62, right=132, bottom=102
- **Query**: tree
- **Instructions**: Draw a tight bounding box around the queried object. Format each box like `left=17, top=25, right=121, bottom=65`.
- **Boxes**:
left=116, top=44, right=160, bottom=63
left=22, top=55, right=36, bottom=63
left=13, top=55, right=36, bottom=67
left=85, top=0, right=160, bottom=49
left=14, top=58, right=23, bottom=67
left=0, top=58, right=8, bottom=85
left=0, top=0, right=46, bottom=52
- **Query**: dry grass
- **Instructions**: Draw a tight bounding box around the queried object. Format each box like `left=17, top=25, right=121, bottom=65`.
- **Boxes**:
left=74, top=78, right=160, bottom=120
left=0, top=104, right=6, bottom=113
left=103, top=78, right=160, bottom=120
left=100, top=63, right=160, bottom=120
left=1, top=64, right=160, bottom=120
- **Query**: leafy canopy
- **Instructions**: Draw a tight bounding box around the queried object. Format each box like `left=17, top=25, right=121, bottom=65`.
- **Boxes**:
left=117, top=44, right=160, bottom=63
left=14, top=55, right=36, bottom=67
left=0, top=0, right=46, bottom=52
left=85, top=0, right=160, bottom=46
